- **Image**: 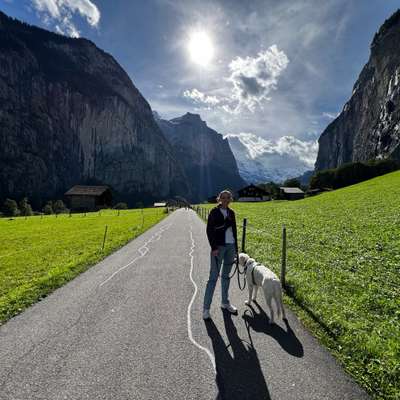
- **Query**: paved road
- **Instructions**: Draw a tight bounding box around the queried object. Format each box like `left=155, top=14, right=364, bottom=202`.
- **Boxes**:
left=0, top=209, right=369, bottom=400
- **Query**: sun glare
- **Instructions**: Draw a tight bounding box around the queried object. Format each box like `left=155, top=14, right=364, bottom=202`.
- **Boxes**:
left=188, top=31, right=214, bottom=67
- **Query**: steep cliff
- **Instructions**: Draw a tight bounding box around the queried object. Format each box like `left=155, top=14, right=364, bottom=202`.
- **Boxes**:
left=315, top=10, right=400, bottom=170
left=155, top=112, right=246, bottom=201
left=0, top=12, right=190, bottom=206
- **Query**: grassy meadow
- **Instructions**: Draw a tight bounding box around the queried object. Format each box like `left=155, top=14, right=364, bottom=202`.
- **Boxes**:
left=0, top=208, right=167, bottom=325
left=199, top=171, right=400, bottom=399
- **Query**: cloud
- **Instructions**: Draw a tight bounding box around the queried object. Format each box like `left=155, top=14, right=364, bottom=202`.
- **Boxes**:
left=182, top=45, right=289, bottom=114
left=322, top=111, right=339, bottom=119
left=31, top=0, right=100, bottom=37
left=224, top=132, right=318, bottom=168
left=228, top=45, right=289, bottom=111
left=183, top=88, right=220, bottom=105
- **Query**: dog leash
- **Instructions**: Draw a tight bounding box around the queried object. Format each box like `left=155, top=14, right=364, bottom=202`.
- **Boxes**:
left=213, top=255, right=247, bottom=290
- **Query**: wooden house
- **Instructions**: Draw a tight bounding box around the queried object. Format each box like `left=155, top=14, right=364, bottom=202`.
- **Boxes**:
left=237, top=184, right=271, bottom=202
left=279, top=186, right=305, bottom=200
left=64, top=185, right=112, bottom=211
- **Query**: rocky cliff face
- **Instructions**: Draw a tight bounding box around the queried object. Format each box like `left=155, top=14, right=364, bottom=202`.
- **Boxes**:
left=315, top=10, right=400, bottom=170
left=0, top=12, right=190, bottom=206
left=155, top=112, right=246, bottom=201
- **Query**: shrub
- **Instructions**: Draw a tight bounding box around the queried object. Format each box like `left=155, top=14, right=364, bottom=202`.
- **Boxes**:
left=114, top=202, right=128, bottom=210
left=3, top=199, right=20, bottom=217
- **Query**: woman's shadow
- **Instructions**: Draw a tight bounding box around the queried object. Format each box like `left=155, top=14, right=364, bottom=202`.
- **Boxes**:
left=205, top=311, right=271, bottom=400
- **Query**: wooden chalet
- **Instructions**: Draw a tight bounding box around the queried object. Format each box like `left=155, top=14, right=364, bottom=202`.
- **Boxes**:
left=237, top=184, right=271, bottom=202
left=279, top=186, right=305, bottom=200
left=64, top=185, right=112, bottom=211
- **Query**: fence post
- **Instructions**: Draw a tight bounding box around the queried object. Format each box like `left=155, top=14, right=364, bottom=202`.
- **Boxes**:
left=241, top=218, right=247, bottom=252
left=102, top=225, right=108, bottom=250
left=281, top=225, right=287, bottom=288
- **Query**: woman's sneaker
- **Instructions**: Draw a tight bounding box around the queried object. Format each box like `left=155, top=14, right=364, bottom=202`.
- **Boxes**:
left=221, top=303, right=238, bottom=314
left=203, top=309, right=211, bottom=320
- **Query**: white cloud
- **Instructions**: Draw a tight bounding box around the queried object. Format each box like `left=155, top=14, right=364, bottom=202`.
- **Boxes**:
left=224, top=132, right=318, bottom=168
left=183, top=88, right=220, bottom=105
left=322, top=111, right=339, bottom=119
left=228, top=45, right=289, bottom=112
left=182, top=45, right=289, bottom=114
left=32, top=0, right=100, bottom=37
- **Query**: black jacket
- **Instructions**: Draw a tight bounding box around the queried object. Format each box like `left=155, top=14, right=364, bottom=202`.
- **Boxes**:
left=206, top=204, right=238, bottom=253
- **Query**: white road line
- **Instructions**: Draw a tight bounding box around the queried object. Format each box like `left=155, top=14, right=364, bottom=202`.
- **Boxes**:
left=187, top=218, right=216, bottom=372
left=99, top=223, right=172, bottom=287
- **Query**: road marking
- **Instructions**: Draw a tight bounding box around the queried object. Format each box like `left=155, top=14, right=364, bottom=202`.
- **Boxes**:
left=187, top=219, right=216, bottom=372
left=99, top=223, right=172, bottom=287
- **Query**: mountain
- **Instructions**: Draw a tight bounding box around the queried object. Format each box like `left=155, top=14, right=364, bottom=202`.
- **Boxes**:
left=226, top=132, right=317, bottom=184
left=154, top=112, right=246, bottom=201
left=315, top=10, right=400, bottom=170
left=292, top=170, right=314, bottom=187
left=0, top=12, right=190, bottom=207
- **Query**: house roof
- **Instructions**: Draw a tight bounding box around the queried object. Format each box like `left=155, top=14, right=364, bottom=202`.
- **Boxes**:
left=280, top=187, right=304, bottom=194
left=64, top=185, right=110, bottom=196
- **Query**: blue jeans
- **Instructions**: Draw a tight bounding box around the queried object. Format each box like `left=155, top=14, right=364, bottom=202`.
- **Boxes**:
left=203, top=243, right=236, bottom=310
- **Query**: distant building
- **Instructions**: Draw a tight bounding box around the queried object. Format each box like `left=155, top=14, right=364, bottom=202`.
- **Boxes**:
left=279, top=187, right=305, bottom=200
left=64, top=185, right=112, bottom=211
left=153, top=202, right=167, bottom=207
left=237, top=184, right=271, bottom=202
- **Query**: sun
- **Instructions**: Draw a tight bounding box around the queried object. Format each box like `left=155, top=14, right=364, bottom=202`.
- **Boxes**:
left=188, top=31, right=214, bottom=67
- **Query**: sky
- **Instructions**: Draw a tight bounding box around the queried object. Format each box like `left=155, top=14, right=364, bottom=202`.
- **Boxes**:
left=1, top=0, right=399, bottom=169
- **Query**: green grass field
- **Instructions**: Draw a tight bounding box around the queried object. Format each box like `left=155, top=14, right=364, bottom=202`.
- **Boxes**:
left=199, top=171, right=400, bottom=399
left=0, top=208, right=167, bottom=325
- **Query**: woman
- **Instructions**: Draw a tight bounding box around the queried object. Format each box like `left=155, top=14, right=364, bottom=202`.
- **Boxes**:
left=203, top=189, right=239, bottom=320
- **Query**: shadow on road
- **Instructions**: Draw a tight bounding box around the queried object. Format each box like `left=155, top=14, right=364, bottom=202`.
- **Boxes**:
left=243, top=301, right=304, bottom=358
left=205, top=310, right=271, bottom=400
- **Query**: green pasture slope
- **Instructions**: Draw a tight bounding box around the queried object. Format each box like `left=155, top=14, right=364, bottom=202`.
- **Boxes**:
left=202, top=171, right=400, bottom=399
left=0, top=208, right=166, bottom=325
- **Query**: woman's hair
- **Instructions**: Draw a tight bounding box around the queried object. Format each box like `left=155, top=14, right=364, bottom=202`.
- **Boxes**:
left=217, top=189, right=233, bottom=202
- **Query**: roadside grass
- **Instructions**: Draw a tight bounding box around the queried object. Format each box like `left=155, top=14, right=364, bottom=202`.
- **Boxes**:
left=198, top=171, right=400, bottom=400
left=0, top=208, right=167, bottom=325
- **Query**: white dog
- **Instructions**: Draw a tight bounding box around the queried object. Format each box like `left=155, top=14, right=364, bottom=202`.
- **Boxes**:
left=238, top=252, right=286, bottom=324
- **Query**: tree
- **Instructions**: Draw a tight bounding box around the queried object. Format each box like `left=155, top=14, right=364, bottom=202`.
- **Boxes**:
left=53, top=199, right=67, bottom=214
left=42, top=201, right=53, bottom=215
left=3, top=198, right=20, bottom=217
left=283, top=178, right=301, bottom=188
left=19, top=197, right=33, bottom=216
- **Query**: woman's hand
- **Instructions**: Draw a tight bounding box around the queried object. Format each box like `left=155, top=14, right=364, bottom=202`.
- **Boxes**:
left=211, top=249, right=219, bottom=256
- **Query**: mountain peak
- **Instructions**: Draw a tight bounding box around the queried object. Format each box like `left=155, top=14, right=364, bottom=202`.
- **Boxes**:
left=171, top=112, right=204, bottom=124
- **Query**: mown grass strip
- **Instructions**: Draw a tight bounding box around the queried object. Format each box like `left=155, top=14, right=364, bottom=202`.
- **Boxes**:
left=0, top=208, right=167, bottom=324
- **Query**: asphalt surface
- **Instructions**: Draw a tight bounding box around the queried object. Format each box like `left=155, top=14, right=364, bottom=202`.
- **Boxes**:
left=0, top=208, right=370, bottom=400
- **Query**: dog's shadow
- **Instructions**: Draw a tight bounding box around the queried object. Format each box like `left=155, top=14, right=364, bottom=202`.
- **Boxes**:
left=205, top=311, right=271, bottom=400
left=243, top=301, right=304, bottom=358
